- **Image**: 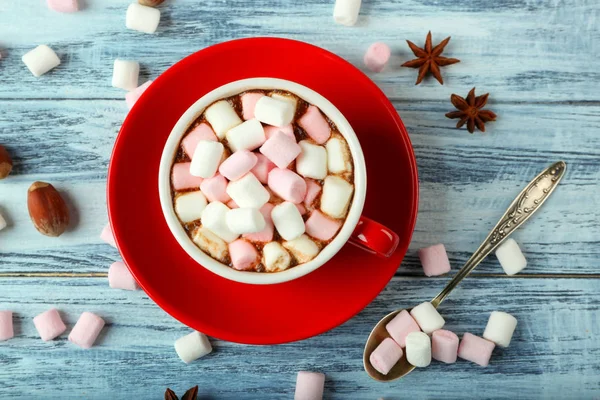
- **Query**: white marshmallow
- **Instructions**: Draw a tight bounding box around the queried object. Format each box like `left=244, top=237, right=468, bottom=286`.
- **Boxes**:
left=405, top=332, right=431, bottom=368
left=326, top=137, right=353, bottom=173
left=296, top=141, right=328, bottom=179
left=205, top=100, right=242, bottom=139
left=254, top=96, right=295, bottom=127
left=126, top=3, right=160, bottom=34
left=495, top=238, right=527, bottom=275
left=0, top=213, right=6, bottom=231
left=174, top=331, right=212, bottom=364
left=271, top=201, right=305, bottom=241
left=112, top=59, right=139, bottom=90
left=262, top=242, right=292, bottom=272
left=320, top=176, right=354, bottom=219
left=226, top=208, right=265, bottom=234
left=22, top=45, right=60, bottom=77
left=483, top=311, right=518, bottom=348
left=192, top=226, right=228, bottom=263
left=410, top=302, right=445, bottom=334
left=175, top=191, right=208, bottom=223
left=283, top=234, right=319, bottom=264
left=225, top=119, right=266, bottom=152
left=270, top=92, right=297, bottom=114
left=226, top=173, right=270, bottom=209
left=333, top=0, right=362, bottom=26
left=200, top=201, right=239, bottom=243
left=190, top=140, right=224, bottom=178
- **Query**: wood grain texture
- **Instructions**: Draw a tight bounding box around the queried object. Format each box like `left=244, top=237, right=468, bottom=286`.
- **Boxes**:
left=0, top=0, right=599, bottom=398
left=0, top=277, right=599, bottom=399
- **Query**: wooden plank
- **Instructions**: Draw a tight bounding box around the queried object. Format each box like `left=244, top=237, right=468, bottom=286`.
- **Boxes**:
left=0, top=0, right=598, bottom=101
left=0, top=276, right=598, bottom=399
left=0, top=100, right=598, bottom=274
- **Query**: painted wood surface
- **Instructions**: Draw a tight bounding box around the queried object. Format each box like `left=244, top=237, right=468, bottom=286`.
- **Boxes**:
left=0, top=0, right=599, bottom=399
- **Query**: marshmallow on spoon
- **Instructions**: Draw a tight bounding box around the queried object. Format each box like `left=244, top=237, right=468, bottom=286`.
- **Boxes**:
left=495, top=238, right=527, bottom=275
left=192, top=226, right=228, bottom=263
left=431, top=329, right=459, bottom=363
left=385, top=309, right=421, bottom=348
left=174, top=331, right=212, bottom=364
left=283, top=234, right=320, bottom=263
left=126, top=80, right=152, bottom=109
left=47, top=0, right=79, bottom=13
left=225, top=119, right=266, bottom=152
left=201, top=201, right=239, bottom=243
left=226, top=208, right=265, bottom=234
left=296, top=141, right=328, bottom=179
left=305, top=210, right=342, bottom=241
left=243, top=203, right=275, bottom=243
left=174, top=191, right=208, bottom=223
left=219, top=150, right=258, bottom=181
left=22, top=45, right=60, bottom=77
left=200, top=174, right=230, bottom=203
left=320, top=176, right=353, bottom=218
left=182, top=123, right=218, bottom=157
left=260, top=131, right=301, bottom=169
left=112, top=59, right=139, bottom=90
left=326, top=137, right=353, bottom=173
left=333, top=0, right=362, bottom=26
left=405, top=331, right=432, bottom=367
left=126, top=3, right=161, bottom=34
left=226, top=173, right=270, bottom=209
left=241, top=92, right=265, bottom=120
left=262, top=241, right=292, bottom=272
left=68, top=312, right=105, bottom=349
left=272, top=201, right=305, bottom=241
left=418, top=243, right=452, bottom=277
left=0, top=311, right=13, bottom=341
left=370, top=338, right=403, bottom=375
left=190, top=140, right=224, bottom=178
left=171, top=162, right=203, bottom=191
left=294, top=371, right=325, bottom=400
left=458, top=333, right=495, bottom=367
left=268, top=168, right=307, bottom=204
left=254, top=96, right=295, bottom=127
left=483, top=311, right=518, bottom=348
left=410, top=302, right=445, bottom=334
left=108, top=261, right=139, bottom=291
left=364, top=42, right=391, bottom=73
left=33, top=308, right=67, bottom=341
left=205, top=100, right=242, bottom=139
left=298, top=106, right=331, bottom=144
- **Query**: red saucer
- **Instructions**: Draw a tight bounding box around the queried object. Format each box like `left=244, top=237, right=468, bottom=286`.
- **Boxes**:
left=108, top=38, right=418, bottom=345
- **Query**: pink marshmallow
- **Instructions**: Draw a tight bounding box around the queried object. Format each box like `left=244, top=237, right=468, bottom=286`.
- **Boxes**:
left=100, top=223, right=117, bottom=248
left=298, top=106, right=331, bottom=144
left=243, top=203, right=275, bottom=243
left=250, top=153, right=276, bottom=184
left=68, top=312, right=105, bottom=349
left=370, top=338, right=403, bottom=375
left=364, top=42, right=391, bottom=73
left=227, top=199, right=239, bottom=209
left=304, top=179, right=322, bottom=207
left=182, top=123, right=218, bottom=157
left=264, top=124, right=295, bottom=141
left=172, top=162, right=204, bottom=191
left=200, top=174, right=231, bottom=203
left=458, top=332, right=495, bottom=367
left=125, top=80, right=152, bottom=109
left=47, top=0, right=78, bottom=12
left=418, top=244, right=451, bottom=277
left=259, top=131, right=301, bottom=168
left=218, top=150, right=258, bottom=181
left=108, top=261, right=139, bottom=291
left=385, top=309, right=421, bottom=347
left=305, top=210, right=342, bottom=241
left=431, top=329, right=459, bottom=364
left=295, top=203, right=307, bottom=216
left=0, top=311, right=14, bottom=341
left=268, top=168, right=307, bottom=204
left=228, top=239, right=259, bottom=271
left=295, top=371, right=325, bottom=400
left=241, top=92, right=265, bottom=120
left=33, top=308, right=66, bottom=341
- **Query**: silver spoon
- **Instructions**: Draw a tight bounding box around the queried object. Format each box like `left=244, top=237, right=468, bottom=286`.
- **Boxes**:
left=363, top=161, right=567, bottom=381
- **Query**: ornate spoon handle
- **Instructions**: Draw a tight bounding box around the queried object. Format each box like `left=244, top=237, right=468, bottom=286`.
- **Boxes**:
left=430, top=161, right=567, bottom=308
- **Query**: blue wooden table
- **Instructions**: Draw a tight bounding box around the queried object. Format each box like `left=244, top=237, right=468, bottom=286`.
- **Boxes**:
left=1, top=1, right=599, bottom=398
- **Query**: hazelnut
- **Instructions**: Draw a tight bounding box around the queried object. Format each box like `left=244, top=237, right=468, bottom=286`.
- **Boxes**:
left=0, top=145, right=12, bottom=179
left=27, top=182, right=70, bottom=237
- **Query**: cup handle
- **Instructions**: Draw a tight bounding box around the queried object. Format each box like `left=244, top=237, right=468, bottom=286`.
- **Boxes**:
left=349, top=216, right=399, bottom=258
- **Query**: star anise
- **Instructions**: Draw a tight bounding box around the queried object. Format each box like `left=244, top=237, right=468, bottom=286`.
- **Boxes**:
left=401, top=31, right=460, bottom=85
left=445, top=87, right=497, bottom=133
left=164, top=386, right=198, bottom=400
